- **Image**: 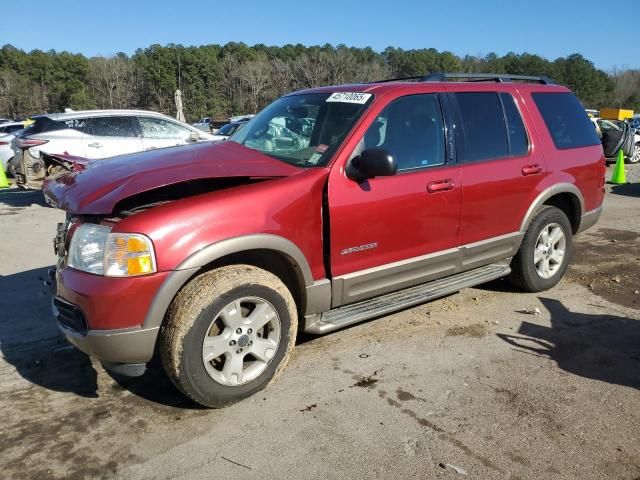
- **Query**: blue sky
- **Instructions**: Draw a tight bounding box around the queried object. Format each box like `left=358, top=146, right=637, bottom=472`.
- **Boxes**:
left=1, top=0, right=633, bottom=71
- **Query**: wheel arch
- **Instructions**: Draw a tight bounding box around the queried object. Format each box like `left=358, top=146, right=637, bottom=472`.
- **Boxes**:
left=520, top=184, right=584, bottom=235
left=143, top=234, right=316, bottom=330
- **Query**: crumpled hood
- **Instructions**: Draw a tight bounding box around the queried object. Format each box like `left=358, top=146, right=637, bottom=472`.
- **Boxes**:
left=42, top=141, right=301, bottom=214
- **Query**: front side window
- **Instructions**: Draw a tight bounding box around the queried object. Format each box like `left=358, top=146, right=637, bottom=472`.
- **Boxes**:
left=363, top=94, right=445, bottom=171
left=139, top=117, right=192, bottom=140
left=231, top=92, right=373, bottom=167
left=86, top=116, right=138, bottom=138
left=216, top=123, right=237, bottom=136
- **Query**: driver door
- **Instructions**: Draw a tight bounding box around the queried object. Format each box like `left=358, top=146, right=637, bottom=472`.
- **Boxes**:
left=328, top=93, right=461, bottom=306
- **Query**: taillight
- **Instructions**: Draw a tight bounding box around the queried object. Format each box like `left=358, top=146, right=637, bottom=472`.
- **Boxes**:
left=0, top=141, right=8, bottom=146
left=16, top=137, right=48, bottom=149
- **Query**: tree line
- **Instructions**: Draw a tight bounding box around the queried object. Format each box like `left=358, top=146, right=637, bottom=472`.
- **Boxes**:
left=0, top=42, right=638, bottom=122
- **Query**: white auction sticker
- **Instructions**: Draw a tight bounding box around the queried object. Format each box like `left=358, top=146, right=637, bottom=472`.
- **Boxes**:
left=326, top=92, right=372, bottom=104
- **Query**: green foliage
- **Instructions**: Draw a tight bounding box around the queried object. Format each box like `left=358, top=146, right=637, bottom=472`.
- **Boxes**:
left=0, top=42, right=627, bottom=121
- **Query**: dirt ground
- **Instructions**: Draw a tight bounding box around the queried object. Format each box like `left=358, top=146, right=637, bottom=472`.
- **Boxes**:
left=0, top=165, right=639, bottom=480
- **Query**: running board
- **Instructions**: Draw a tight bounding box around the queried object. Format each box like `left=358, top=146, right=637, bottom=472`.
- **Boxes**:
left=304, top=263, right=510, bottom=334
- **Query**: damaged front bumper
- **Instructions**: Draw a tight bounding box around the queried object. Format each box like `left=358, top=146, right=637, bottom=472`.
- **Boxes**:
left=50, top=264, right=168, bottom=376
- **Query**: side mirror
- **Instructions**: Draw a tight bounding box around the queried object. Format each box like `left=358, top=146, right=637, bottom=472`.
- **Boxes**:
left=189, top=131, right=202, bottom=142
left=346, top=148, right=397, bottom=181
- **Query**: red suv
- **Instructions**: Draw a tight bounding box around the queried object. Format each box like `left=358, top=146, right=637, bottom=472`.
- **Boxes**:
left=44, top=73, right=605, bottom=407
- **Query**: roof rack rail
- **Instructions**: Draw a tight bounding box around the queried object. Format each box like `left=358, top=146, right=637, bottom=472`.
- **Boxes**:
left=421, top=73, right=555, bottom=85
left=367, top=75, right=425, bottom=83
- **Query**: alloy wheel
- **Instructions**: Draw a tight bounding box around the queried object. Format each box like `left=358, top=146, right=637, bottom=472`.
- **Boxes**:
left=533, top=223, right=566, bottom=279
left=201, top=296, right=281, bottom=386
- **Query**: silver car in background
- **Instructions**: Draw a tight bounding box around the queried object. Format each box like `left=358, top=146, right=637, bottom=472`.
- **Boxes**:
left=12, top=110, right=214, bottom=188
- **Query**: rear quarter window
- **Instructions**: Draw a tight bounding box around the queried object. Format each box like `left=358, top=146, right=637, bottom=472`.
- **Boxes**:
left=532, top=92, right=601, bottom=149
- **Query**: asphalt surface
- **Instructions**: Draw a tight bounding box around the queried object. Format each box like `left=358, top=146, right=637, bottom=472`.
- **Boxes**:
left=0, top=164, right=639, bottom=480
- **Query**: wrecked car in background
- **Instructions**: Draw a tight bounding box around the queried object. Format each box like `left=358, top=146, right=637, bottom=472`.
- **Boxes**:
left=12, top=110, right=214, bottom=188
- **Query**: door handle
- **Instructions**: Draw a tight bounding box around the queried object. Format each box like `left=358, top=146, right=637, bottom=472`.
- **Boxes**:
left=427, top=179, right=454, bottom=193
left=88, top=142, right=102, bottom=148
left=522, top=164, right=542, bottom=176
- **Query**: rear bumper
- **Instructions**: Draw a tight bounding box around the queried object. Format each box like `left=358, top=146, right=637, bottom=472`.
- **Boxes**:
left=577, top=206, right=603, bottom=234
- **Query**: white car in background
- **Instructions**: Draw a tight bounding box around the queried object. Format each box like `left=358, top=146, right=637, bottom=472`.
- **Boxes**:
left=12, top=110, right=214, bottom=188
left=0, top=122, right=26, bottom=175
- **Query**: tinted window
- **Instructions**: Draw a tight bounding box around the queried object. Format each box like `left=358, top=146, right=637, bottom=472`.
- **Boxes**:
left=21, top=117, right=66, bottom=136
left=532, top=92, right=600, bottom=149
left=139, top=117, right=192, bottom=139
left=86, top=116, right=137, bottom=137
left=216, top=123, right=235, bottom=135
left=500, top=93, right=529, bottom=156
left=0, top=124, right=23, bottom=134
left=456, top=92, right=509, bottom=162
left=363, top=94, right=445, bottom=171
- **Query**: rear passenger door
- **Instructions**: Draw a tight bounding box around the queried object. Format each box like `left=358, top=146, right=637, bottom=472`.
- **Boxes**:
left=82, top=116, right=143, bottom=158
left=450, top=91, right=547, bottom=263
left=139, top=116, right=196, bottom=150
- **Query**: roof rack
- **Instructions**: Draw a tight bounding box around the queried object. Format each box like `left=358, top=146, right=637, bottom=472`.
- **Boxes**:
left=422, top=73, right=555, bottom=85
left=370, top=72, right=554, bottom=85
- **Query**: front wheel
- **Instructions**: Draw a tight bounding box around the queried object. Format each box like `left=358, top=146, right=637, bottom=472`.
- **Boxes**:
left=160, top=265, right=298, bottom=408
left=509, top=206, right=573, bottom=292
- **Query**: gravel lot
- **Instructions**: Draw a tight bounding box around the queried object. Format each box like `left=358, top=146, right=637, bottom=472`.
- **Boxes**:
left=1, top=164, right=639, bottom=480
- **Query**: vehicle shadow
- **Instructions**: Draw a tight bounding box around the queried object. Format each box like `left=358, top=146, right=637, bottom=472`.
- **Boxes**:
left=0, top=266, right=98, bottom=397
left=0, top=188, right=48, bottom=209
left=498, top=297, right=640, bottom=390
left=0, top=266, right=199, bottom=408
left=610, top=183, right=640, bottom=198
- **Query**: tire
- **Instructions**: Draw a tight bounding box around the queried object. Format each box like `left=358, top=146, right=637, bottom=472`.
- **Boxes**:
left=5, top=157, right=15, bottom=177
left=159, top=265, right=298, bottom=408
left=509, top=206, right=573, bottom=292
left=628, top=143, right=640, bottom=164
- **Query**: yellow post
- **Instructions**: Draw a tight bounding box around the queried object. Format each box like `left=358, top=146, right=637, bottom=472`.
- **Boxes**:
left=0, top=161, right=10, bottom=188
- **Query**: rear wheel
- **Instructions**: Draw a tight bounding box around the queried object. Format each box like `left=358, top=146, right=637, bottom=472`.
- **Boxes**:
left=160, top=265, right=297, bottom=408
left=509, top=206, right=573, bottom=292
left=5, top=157, right=15, bottom=177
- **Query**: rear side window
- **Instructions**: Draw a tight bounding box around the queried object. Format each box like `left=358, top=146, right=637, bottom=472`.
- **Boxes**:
left=21, top=117, right=66, bottom=135
left=86, top=116, right=138, bottom=138
left=455, top=92, right=509, bottom=162
left=532, top=92, right=600, bottom=149
left=500, top=93, right=529, bottom=156
left=63, top=118, right=87, bottom=132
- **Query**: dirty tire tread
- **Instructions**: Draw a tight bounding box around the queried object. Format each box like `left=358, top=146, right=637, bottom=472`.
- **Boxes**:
left=509, top=206, right=573, bottom=293
left=159, top=265, right=298, bottom=408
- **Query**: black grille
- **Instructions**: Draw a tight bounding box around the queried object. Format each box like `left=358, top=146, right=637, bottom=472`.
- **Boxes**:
left=53, top=297, right=88, bottom=335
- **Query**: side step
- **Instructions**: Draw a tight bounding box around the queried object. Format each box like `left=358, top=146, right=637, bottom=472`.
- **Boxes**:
left=304, top=263, right=510, bottom=334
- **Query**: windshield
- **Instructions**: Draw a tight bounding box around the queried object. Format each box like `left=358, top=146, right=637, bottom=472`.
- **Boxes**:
left=231, top=92, right=373, bottom=167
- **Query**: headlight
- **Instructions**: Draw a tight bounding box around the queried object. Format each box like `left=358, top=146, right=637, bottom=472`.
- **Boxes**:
left=67, top=224, right=156, bottom=277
